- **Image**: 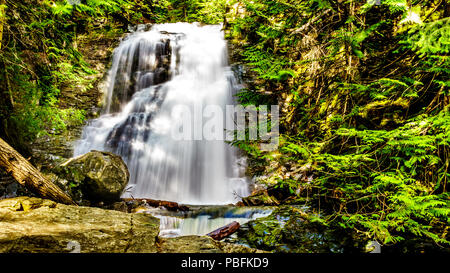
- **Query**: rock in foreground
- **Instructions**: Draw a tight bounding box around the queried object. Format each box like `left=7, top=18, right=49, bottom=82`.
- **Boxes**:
left=0, top=197, right=158, bottom=253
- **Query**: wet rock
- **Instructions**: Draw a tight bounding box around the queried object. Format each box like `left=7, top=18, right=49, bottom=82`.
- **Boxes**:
left=0, top=197, right=159, bottom=253
left=241, top=189, right=280, bottom=206
left=105, top=201, right=129, bottom=213
left=122, top=198, right=189, bottom=212
left=241, top=184, right=298, bottom=206
left=157, top=235, right=265, bottom=253
left=53, top=151, right=129, bottom=203
left=236, top=206, right=366, bottom=253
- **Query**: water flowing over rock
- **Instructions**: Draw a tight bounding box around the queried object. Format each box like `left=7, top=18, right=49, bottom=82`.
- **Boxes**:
left=74, top=23, right=249, bottom=205
left=155, top=206, right=273, bottom=238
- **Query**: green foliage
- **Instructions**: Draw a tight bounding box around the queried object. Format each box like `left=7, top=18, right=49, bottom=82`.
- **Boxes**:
left=163, top=0, right=228, bottom=24
left=227, top=0, right=449, bottom=250
left=405, top=17, right=449, bottom=57
left=313, top=110, right=450, bottom=244
left=49, top=0, right=230, bottom=24
left=0, top=0, right=117, bottom=143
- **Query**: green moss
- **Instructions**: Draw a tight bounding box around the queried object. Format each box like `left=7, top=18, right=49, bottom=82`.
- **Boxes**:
left=238, top=206, right=366, bottom=253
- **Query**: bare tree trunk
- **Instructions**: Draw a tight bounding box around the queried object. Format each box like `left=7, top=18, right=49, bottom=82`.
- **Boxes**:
left=0, top=137, right=76, bottom=205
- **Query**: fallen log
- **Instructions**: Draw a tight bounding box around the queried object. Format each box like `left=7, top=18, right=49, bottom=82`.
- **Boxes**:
left=0, top=137, right=76, bottom=205
left=122, top=198, right=189, bottom=211
left=206, top=221, right=240, bottom=241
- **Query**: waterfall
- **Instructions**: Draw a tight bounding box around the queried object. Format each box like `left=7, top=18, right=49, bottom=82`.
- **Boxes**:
left=74, top=23, right=249, bottom=205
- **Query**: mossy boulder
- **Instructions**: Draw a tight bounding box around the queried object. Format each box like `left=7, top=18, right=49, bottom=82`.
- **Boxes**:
left=53, top=150, right=129, bottom=203
left=236, top=206, right=367, bottom=253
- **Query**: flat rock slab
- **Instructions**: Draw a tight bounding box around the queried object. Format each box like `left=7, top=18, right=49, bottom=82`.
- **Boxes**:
left=0, top=197, right=159, bottom=253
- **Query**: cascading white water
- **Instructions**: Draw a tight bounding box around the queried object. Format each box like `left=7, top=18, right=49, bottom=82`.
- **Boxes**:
left=74, top=23, right=249, bottom=205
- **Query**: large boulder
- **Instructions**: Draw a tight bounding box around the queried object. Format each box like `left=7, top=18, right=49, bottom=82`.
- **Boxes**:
left=0, top=197, right=159, bottom=253
left=54, top=150, right=129, bottom=202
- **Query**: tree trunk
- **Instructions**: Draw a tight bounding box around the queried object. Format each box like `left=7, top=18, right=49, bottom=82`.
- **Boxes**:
left=0, top=137, right=76, bottom=205
left=206, top=221, right=240, bottom=241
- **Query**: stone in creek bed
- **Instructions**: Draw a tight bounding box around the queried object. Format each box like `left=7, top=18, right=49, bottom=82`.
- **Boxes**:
left=53, top=150, right=129, bottom=203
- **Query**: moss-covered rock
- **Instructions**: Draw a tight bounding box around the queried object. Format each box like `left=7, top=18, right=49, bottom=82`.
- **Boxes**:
left=241, top=189, right=280, bottom=206
left=53, top=150, right=129, bottom=203
left=236, top=206, right=367, bottom=253
left=241, top=185, right=295, bottom=206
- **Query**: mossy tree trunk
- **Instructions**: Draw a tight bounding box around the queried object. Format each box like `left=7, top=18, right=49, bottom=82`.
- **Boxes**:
left=0, top=137, right=76, bottom=205
left=0, top=0, right=4, bottom=50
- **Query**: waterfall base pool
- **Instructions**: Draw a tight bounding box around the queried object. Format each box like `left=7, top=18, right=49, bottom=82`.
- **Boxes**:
left=135, top=206, right=273, bottom=238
